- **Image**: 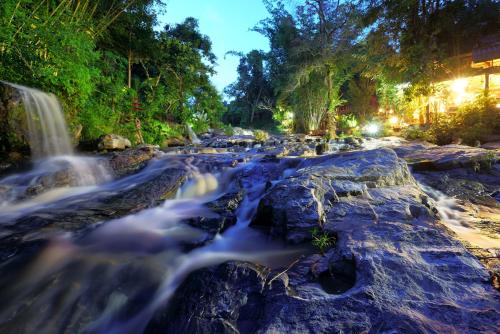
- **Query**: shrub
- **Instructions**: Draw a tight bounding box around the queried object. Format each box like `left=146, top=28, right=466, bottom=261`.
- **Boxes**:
left=337, top=114, right=358, bottom=132
left=142, top=120, right=183, bottom=145
left=254, top=129, right=270, bottom=142
left=430, top=95, right=499, bottom=145
left=222, top=124, right=235, bottom=136
left=402, top=125, right=435, bottom=142
left=476, top=151, right=497, bottom=172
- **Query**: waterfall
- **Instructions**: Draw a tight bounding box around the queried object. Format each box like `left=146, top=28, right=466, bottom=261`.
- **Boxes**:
left=6, top=82, right=73, bottom=159
left=0, top=83, right=111, bottom=207
left=186, top=124, right=201, bottom=144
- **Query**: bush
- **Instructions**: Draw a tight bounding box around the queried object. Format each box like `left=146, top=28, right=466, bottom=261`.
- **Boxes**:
left=401, top=95, right=499, bottom=146
left=337, top=114, right=358, bottom=131
left=221, top=124, right=235, bottom=136
left=402, top=125, right=435, bottom=142
left=254, top=129, right=270, bottom=142
left=430, top=95, right=499, bottom=145
left=142, top=120, right=183, bottom=145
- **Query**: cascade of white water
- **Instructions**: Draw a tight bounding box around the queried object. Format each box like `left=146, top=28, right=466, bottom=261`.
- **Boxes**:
left=6, top=82, right=73, bottom=159
left=419, top=182, right=499, bottom=249
left=0, top=83, right=111, bottom=208
left=186, top=124, right=201, bottom=144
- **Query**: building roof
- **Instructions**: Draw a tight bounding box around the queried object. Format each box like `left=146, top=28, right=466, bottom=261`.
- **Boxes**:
left=472, top=35, right=500, bottom=63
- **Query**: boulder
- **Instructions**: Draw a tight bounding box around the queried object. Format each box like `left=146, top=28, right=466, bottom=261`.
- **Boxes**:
left=163, top=137, right=187, bottom=147
left=251, top=148, right=416, bottom=244
left=482, top=141, right=500, bottom=150
left=97, top=134, right=132, bottom=151
left=155, top=147, right=500, bottom=334
left=146, top=262, right=271, bottom=334
left=0, top=82, right=28, bottom=153
left=108, top=145, right=159, bottom=177
left=404, top=144, right=499, bottom=171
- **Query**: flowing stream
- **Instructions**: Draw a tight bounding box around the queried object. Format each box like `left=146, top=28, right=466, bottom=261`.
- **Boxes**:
left=420, top=182, right=499, bottom=249
left=0, top=84, right=497, bottom=333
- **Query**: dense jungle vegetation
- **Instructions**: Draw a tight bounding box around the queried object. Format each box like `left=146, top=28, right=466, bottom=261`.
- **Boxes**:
left=1, top=0, right=499, bottom=149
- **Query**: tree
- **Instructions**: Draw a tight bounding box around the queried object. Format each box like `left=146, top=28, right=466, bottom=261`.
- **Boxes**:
left=255, top=0, right=364, bottom=133
left=225, top=50, right=274, bottom=127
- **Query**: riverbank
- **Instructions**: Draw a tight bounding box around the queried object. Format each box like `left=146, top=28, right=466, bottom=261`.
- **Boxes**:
left=0, top=132, right=498, bottom=333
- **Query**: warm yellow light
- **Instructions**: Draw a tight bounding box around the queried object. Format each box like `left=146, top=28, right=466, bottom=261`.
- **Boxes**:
left=439, top=104, right=446, bottom=113
left=451, top=78, right=468, bottom=94
left=451, top=78, right=468, bottom=105
left=389, top=116, right=398, bottom=125
left=378, top=108, right=384, bottom=113
left=389, top=109, right=394, bottom=114
left=413, top=110, right=420, bottom=120
left=496, top=103, right=500, bottom=109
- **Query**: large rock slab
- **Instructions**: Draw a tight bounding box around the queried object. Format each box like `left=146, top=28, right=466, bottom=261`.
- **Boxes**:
left=404, top=144, right=499, bottom=171
left=251, top=148, right=416, bottom=243
left=161, top=147, right=500, bottom=333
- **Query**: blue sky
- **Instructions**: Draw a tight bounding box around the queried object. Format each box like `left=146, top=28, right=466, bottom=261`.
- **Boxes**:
left=158, top=0, right=272, bottom=94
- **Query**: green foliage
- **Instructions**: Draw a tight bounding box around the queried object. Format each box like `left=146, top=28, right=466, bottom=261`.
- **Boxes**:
left=254, top=130, right=270, bottom=142
left=480, top=151, right=497, bottom=171
left=142, top=120, right=183, bottom=145
left=337, top=114, right=358, bottom=131
left=221, top=124, right=235, bottom=136
left=402, top=126, right=435, bottom=142
left=272, top=105, right=294, bottom=133
left=401, top=96, right=499, bottom=146
left=251, top=0, right=363, bottom=133
left=0, top=1, right=225, bottom=151
left=0, top=0, right=100, bottom=112
left=224, top=50, right=275, bottom=128
left=311, top=227, right=336, bottom=254
left=428, top=95, right=499, bottom=145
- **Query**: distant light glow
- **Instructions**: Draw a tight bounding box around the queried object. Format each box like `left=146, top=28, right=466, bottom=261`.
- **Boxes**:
left=439, top=104, right=446, bottom=113
left=378, top=108, right=384, bottom=113
left=389, top=109, right=394, bottom=114
left=413, top=110, right=420, bottom=120
left=389, top=116, right=398, bottom=125
left=496, top=103, right=500, bottom=109
left=451, top=78, right=468, bottom=105
left=364, top=123, right=379, bottom=135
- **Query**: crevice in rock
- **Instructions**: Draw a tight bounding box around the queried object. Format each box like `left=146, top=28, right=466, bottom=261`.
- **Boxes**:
left=316, top=258, right=356, bottom=294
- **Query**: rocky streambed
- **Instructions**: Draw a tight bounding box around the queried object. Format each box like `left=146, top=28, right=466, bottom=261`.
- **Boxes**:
left=0, top=133, right=498, bottom=334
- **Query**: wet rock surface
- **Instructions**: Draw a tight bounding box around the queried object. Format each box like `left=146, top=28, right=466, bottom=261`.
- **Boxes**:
left=108, top=144, right=160, bottom=176
left=0, top=134, right=499, bottom=333
left=97, top=134, right=132, bottom=151
left=148, top=147, right=499, bottom=333
left=392, top=140, right=500, bottom=292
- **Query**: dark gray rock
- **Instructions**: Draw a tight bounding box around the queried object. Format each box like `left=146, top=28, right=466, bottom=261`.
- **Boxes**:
left=108, top=145, right=159, bottom=177
left=97, top=134, right=132, bottom=151
left=251, top=148, right=416, bottom=243
left=404, top=144, right=499, bottom=171
left=156, top=147, right=499, bottom=333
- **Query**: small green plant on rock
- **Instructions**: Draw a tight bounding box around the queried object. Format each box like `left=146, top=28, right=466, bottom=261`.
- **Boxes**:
left=311, top=227, right=337, bottom=255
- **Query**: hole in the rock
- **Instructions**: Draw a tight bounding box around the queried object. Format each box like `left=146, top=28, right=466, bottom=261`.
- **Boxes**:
left=318, top=258, right=356, bottom=294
